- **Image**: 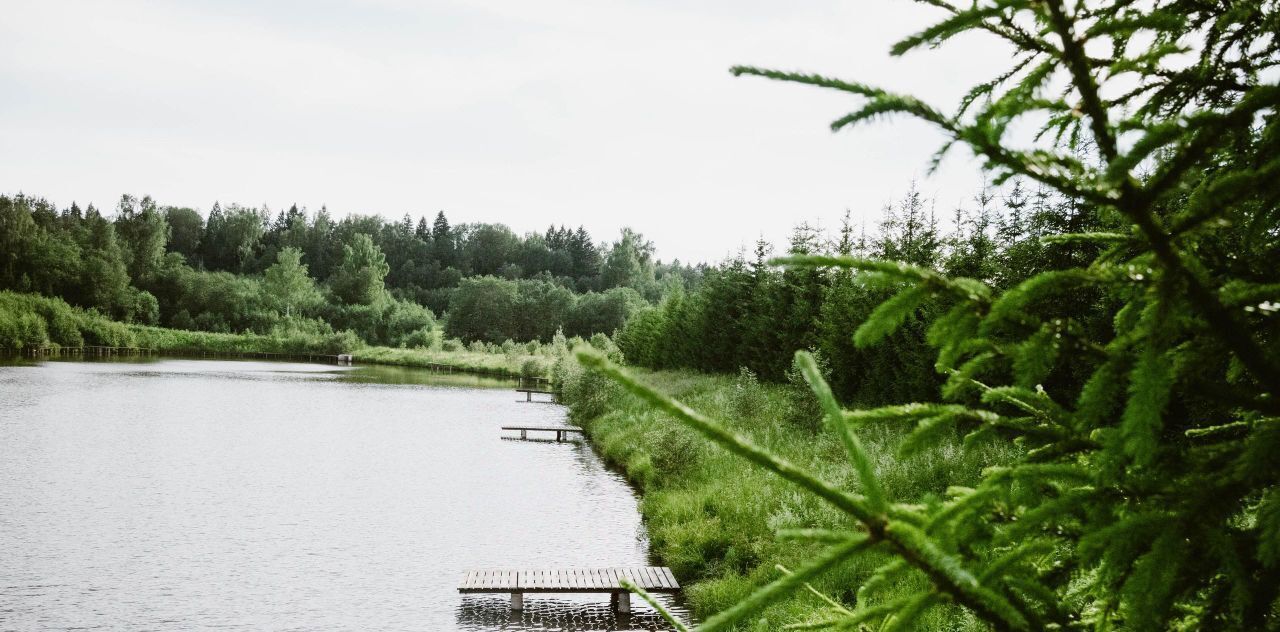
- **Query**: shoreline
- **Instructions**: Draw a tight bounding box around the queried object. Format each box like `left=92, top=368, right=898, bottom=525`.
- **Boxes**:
left=5, top=342, right=555, bottom=384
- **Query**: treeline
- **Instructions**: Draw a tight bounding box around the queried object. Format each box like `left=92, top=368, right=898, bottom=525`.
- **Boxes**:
left=616, top=182, right=1107, bottom=406
left=0, top=193, right=694, bottom=347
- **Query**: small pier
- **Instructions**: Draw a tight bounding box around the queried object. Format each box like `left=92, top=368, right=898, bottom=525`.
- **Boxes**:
left=501, top=426, right=584, bottom=441
left=458, top=567, right=680, bottom=612
left=516, top=388, right=557, bottom=403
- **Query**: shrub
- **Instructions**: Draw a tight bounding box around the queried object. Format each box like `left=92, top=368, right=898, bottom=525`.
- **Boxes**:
left=399, top=327, right=435, bottom=349
left=520, top=358, right=542, bottom=379
left=782, top=349, right=829, bottom=432
left=729, top=367, right=766, bottom=421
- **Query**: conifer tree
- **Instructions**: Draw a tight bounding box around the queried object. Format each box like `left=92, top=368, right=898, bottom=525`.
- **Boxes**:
left=581, top=0, right=1280, bottom=629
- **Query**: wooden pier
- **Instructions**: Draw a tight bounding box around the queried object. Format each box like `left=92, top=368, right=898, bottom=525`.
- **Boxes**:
left=458, top=567, right=679, bottom=612
left=501, top=426, right=584, bottom=441
left=516, top=388, right=557, bottom=403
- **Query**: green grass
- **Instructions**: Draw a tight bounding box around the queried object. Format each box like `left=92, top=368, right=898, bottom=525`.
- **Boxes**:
left=353, top=346, right=553, bottom=380
left=556, top=359, right=1017, bottom=629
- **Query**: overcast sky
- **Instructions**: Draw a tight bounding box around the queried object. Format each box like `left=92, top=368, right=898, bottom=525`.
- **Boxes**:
left=1, top=0, right=1013, bottom=264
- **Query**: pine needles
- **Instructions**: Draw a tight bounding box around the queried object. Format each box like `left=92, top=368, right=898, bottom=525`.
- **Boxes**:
left=580, top=0, right=1280, bottom=628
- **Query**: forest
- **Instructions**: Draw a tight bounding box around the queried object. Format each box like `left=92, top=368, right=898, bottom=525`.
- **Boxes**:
left=615, top=181, right=1100, bottom=407
left=0, top=193, right=693, bottom=349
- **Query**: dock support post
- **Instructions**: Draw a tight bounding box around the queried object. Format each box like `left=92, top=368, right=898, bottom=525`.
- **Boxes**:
left=511, top=592, right=523, bottom=611
left=526, top=391, right=532, bottom=402
left=520, top=429, right=527, bottom=439
left=612, top=592, right=630, bottom=613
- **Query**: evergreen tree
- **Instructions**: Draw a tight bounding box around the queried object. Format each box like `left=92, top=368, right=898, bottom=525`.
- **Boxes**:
left=586, top=0, right=1280, bottom=629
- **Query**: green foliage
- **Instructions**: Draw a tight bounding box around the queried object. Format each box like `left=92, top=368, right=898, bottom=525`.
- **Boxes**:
left=263, top=247, right=321, bottom=316
left=329, top=233, right=390, bottom=305
left=588, top=1, right=1280, bottom=629
left=557, top=359, right=1015, bottom=628
left=445, top=275, right=603, bottom=344
left=353, top=344, right=553, bottom=379
left=0, top=290, right=360, bottom=354
left=1, top=194, right=677, bottom=349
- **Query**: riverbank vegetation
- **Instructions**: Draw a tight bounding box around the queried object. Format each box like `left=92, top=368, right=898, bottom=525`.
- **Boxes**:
left=570, top=0, right=1280, bottom=630
left=0, top=192, right=691, bottom=349
left=0, top=291, right=554, bottom=377
left=557, top=359, right=1016, bottom=628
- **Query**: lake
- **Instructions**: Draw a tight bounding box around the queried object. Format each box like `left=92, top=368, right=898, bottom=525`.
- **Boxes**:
left=0, top=358, right=691, bottom=631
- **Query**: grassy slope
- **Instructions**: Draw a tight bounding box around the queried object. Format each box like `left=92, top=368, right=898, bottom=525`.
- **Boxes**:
left=557, top=360, right=1016, bottom=630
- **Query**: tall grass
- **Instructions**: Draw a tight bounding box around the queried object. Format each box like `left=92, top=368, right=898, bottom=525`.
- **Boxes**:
left=555, top=357, right=1019, bottom=629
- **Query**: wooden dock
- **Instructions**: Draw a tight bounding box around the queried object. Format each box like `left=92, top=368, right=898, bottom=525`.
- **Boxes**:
left=516, top=388, right=557, bottom=403
left=458, top=567, right=679, bottom=612
left=501, top=426, right=584, bottom=441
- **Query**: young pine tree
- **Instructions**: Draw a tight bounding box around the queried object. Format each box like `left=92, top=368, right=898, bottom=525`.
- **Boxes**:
left=580, top=0, right=1280, bottom=629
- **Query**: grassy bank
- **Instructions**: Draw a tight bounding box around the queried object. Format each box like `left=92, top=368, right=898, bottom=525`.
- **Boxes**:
left=353, top=346, right=553, bottom=380
left=556, top=358, right=1019, bottom=629
left=1, top=291, right=553, bottom=379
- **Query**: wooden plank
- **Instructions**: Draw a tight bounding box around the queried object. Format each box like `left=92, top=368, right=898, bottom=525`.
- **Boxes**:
left=501, top=426, right=583, bottom=432
left=660, top=566, right=679, bottom=589
left=458, top=567, right=679, bottom=593
left=643, top=566, right=661, bottom=589
left=645, top=566, right=663, bottom=589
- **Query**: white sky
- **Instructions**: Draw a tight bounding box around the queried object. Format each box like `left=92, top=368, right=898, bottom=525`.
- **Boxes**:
left=0, top=0, right=1014, bottom=264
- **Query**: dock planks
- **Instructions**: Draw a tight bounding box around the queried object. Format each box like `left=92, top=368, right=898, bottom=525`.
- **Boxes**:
left=516, top=388, right=558, bottom=403
left=501, top=426, right=584, bottom=441
left=457, top=567, right=679, bottom=594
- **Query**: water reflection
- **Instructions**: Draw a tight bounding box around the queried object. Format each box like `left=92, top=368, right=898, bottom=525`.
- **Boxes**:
left=0, top=358, right=693, bottom=631
left=457, top=596, right=688, bottom=631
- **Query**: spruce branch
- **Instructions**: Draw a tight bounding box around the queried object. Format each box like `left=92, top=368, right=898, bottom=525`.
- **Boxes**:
left=576, top=348, right=1034, bottom=631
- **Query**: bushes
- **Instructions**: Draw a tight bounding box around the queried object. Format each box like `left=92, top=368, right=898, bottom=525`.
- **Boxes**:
left=564, top=287, right=645, bottom=338
left=0, top=290, right=361, bottom=355
left=0, top=292, right=84, bottom=350
left=322, top=297, right=438, bottom=347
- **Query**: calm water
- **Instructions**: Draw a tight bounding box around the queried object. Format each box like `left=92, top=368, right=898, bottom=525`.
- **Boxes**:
left=0, top=358, right=691, bottom=631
